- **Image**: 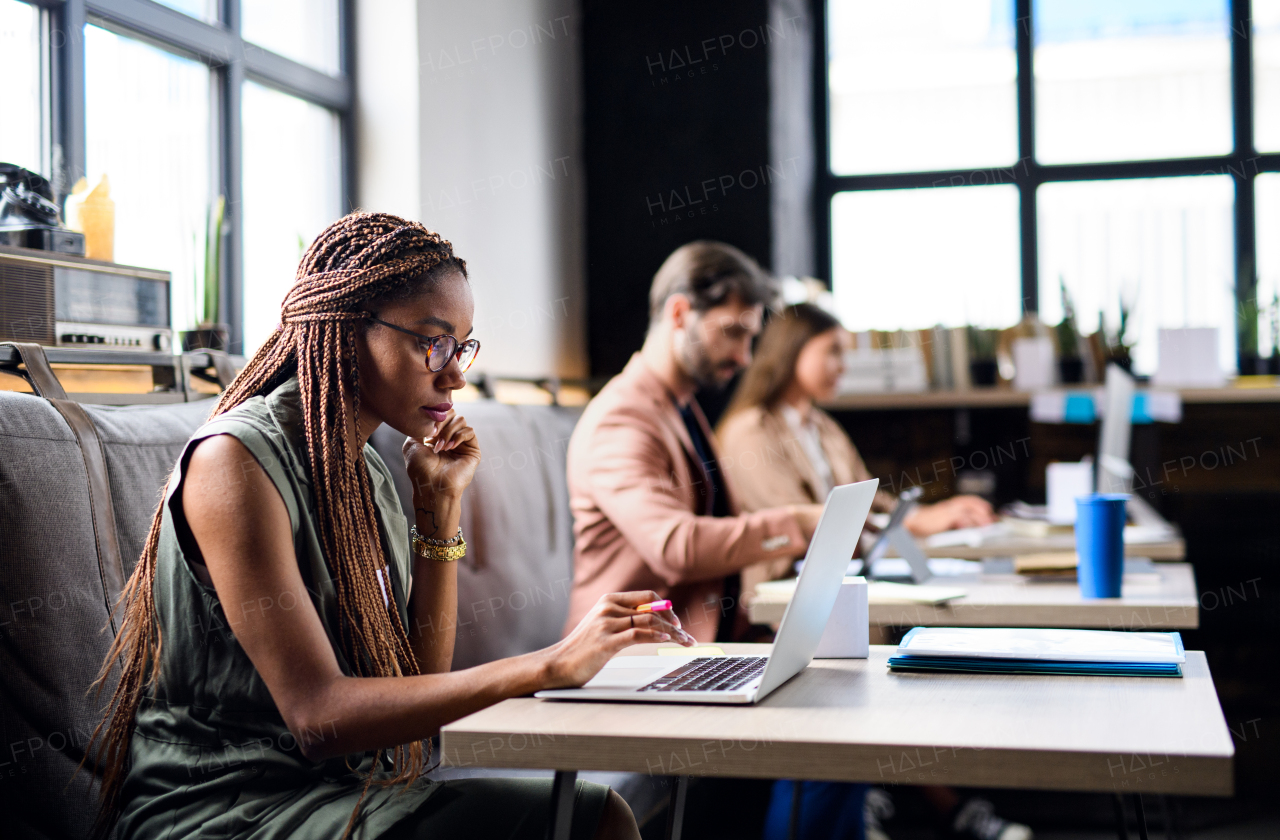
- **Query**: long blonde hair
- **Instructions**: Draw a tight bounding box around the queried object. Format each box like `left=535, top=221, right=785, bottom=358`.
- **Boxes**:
left=721, top=303, right=841, bottom=426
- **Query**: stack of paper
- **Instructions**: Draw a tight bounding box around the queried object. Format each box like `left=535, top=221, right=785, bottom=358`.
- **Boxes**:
left=866, top=581, right=966, bottom=605
left=888, top=627, right=1185, bottom=677
left=1013, top=552, right=1078, bottom=580
left=755, top=577, right=966, bottom=606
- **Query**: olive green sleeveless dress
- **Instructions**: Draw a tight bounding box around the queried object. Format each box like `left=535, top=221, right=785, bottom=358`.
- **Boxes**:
left=116, top=378, right=608, bottom=840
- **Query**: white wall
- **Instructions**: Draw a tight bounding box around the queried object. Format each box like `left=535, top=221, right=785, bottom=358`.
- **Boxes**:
left=358, top=0, right=586, bottom=379
left=356, top=0, right=421, bottom=220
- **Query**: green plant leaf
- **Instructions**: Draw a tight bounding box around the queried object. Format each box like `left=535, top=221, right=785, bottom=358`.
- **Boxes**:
left=203, top=195, right=226, bottom=326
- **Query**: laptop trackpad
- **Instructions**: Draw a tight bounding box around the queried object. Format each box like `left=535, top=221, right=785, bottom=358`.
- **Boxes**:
left=582, top=656, right=691, bottom=689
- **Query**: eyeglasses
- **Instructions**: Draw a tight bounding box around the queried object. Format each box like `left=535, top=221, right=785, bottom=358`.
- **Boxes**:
left=365, top=314, right=481, bottom=373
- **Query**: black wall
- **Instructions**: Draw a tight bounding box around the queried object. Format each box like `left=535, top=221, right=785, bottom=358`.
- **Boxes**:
left=583, top=0, right=774, bottom=378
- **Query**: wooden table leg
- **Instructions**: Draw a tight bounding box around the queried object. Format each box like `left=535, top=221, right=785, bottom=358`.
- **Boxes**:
left=1113, top=794, right=1130, bottom=840
left=664, top=775, right=689, bottom=840
left=548, top=770, right=577, bottom=840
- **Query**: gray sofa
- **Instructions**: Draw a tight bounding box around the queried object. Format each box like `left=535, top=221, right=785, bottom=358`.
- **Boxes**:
left=0, top=351, right=665, bottom=839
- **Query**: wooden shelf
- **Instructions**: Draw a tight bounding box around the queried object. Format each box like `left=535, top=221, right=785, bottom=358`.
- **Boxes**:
left=0, top=345, right=242, bottom=405
left=0, top=345, right=230, bottom=369
left=823, top=385, right=1280, bottom=412
left=824, top=390, right=1031, bottom=411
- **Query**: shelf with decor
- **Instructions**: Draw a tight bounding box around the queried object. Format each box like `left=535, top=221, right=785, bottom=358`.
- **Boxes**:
left=0, top=344, right=241, bottom=405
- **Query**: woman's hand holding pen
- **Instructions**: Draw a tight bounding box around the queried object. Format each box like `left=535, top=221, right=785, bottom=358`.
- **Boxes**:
left=539, top=591, right=696, bottom=689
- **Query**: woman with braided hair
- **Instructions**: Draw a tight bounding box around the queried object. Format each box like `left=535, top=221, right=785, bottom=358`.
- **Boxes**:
left=89, top=212, right=692, bottom=840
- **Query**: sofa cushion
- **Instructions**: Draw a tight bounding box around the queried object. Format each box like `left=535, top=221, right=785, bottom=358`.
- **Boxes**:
left=0, top=392, right=213, bottom=839
left=82, top=400, right=217, bottom=576
left=370, top=400, right=581, bottom=670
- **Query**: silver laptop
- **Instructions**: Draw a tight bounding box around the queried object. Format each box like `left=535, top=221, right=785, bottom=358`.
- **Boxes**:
left=535, top=479, right=878, bottom=705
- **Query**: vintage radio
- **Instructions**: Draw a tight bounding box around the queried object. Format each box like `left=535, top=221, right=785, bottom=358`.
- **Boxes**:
left=0, top=244, right=172, bottom=352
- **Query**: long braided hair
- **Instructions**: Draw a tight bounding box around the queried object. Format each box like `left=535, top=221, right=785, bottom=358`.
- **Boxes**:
left=87, top=212, right=467, bottom=839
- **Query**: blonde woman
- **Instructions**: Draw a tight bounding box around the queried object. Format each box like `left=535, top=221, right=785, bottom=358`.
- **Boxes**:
left=719, top=303, right=994, bottom=594
left=720, top=304, right=1030, bottom=840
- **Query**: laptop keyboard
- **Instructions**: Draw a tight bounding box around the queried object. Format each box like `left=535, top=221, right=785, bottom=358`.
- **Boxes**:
left=638, top=656, right=768, bottom=692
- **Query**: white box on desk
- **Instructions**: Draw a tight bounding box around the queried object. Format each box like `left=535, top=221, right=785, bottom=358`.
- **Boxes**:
left=814, top=576, right=869, bottom=659
left=1047, top=461, right=1094, bottom=525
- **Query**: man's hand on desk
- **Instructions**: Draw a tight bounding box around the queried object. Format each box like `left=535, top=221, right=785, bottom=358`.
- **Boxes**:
left=905, top=495, right=997, bottom=537
left=537, top=591, right=695, bottom=689
left=787, top=503, right=826, bottom=539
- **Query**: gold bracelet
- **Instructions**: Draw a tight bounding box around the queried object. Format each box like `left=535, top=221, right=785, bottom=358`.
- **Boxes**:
left=411, top=527, right=466, bottom=562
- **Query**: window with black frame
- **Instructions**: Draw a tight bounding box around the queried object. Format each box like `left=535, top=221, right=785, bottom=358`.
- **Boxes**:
left=0, top=0, right=351, bottom=358
left=821, top=0, right=1280, bottom=376
left=0, top=0, right=46, bottom=177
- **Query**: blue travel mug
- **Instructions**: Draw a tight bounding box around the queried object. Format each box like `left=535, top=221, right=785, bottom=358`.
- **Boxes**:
left=1075, top=494, right=1128, bottom=598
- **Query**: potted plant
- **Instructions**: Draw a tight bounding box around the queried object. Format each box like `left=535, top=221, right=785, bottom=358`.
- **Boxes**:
left=967, top=326, right=999, bottom=386
left=1055, top=278, right=1084, bottom=383
left=181, top=196, right=229, bottom=352
left=1236, top=294, right=1263, bottom=375
left=1269, top=292, right=1280, bottom=375
left=1103, top=294, right=1136, bottom=374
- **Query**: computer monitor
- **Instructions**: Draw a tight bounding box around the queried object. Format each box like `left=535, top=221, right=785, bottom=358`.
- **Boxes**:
left=1097, top=364, right=1135, bottom=494
left=1096, top=363, right=1171, bottom=529
left=865, top=485, right=931, bottom=584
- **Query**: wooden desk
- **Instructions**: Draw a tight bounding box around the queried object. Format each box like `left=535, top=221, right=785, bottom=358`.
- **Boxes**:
left=748, top=563, right=1199, bottom=630
left=441, top=644, right=1232, bottom=837
left=920, top=533, right=1185, bottom=561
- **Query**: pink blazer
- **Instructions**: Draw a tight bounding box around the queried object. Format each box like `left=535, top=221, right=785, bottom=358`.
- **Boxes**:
left=717, top=404, right=898, bottom=596
left=564, top=355, right=809, bottom=642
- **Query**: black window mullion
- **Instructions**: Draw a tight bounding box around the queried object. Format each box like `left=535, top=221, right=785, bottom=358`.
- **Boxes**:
left=829, top=154, right=1271, bottom=194
left=52, top=0, right=88, bottom=195
left=812, top=0, right=832, bottom=286
left=242, top=50, right=350, bottom=111
left=1231, top=0, right=1257, bottom=364
left=338, top=0, right=356, bottom=212
left=85, top=0, right=234, bottom=62
left=221, top=0, right=243, bottom=355
left=1015, top=0, right=1038, bottom=315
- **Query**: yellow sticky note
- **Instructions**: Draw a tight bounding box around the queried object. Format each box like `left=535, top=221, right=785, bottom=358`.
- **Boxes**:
left=658, top=645, right=724, bottom=656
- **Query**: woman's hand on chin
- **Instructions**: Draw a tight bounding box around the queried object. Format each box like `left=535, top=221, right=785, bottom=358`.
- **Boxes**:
left=538, top=591, right=696, bottom=689
left=402, top=409, right=481, bottom=499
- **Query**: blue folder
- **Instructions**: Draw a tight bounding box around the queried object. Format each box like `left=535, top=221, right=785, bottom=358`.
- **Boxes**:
left=887, top=627, right=1185, bottom=677
left=887, top=655, right=1183, bottom=677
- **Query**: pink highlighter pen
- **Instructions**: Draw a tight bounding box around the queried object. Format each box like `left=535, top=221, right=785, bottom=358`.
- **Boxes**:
left=635, top=599, right=672, bottom=613
left=635, top=600, right=694, bottom=644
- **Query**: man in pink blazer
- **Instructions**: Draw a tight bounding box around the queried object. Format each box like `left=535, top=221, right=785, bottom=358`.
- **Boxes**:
left=564, top=242, right=823, bottom=643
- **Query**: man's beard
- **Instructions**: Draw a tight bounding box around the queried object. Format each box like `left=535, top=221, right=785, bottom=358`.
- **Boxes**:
left=681, top=342, right=738, bottom=391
